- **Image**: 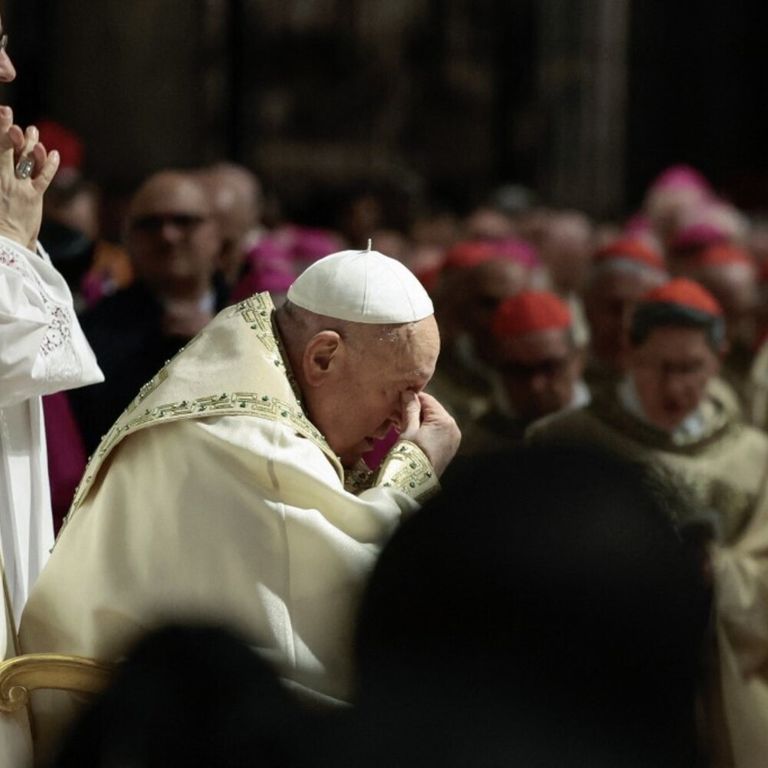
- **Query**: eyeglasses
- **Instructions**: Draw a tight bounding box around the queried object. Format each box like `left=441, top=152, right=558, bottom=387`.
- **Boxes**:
left=0, top=34, right=8, bottom=54
left=130, top=213, right=209, bottom=234
left=634, top=359, right=709, bottom=382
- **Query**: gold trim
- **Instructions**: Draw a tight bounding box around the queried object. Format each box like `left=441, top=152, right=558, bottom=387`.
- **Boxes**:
left=344, top=465, right=375, bottom=495
left=67, top=293, right=341, bottom=518
left=0, top=654, right=113, bottom=713
left=375, top=440, right=440, bottom=503
left=70, top=390, right=332, bottom=512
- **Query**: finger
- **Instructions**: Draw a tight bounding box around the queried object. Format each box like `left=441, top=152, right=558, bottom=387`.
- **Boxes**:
left=0, top=106, right=13, bottom=153
left=415, top=391, right=444, bottom=421
left=12, top=125, right=37, bottom=179
left=398, top=390, right=422, bottom=438
left=9, top=124, right=25, bottom=154
left=22, top=125, right=38, bottom=155
left=30, top=142, right=47, bottom=180
left=0, top=121, right=22, bottom=167
left=31, top=149, right=59, bottom=194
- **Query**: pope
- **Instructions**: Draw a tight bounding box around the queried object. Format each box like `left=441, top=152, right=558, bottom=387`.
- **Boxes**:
left=20, top=247, right=460, bottom=761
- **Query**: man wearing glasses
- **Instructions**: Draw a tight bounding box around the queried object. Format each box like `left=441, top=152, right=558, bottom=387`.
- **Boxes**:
left=68, top=169, right=226, bottom=453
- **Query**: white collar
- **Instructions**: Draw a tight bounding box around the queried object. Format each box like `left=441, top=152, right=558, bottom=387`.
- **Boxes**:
left=618, top=376, right=707, bottom=442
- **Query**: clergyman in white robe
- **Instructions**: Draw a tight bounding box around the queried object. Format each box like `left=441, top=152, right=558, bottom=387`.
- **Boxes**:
left=0, top=233, right=102, bottom=636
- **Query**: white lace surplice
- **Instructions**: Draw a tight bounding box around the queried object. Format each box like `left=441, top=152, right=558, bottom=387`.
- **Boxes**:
left=0, top=235, right=102, bottom=637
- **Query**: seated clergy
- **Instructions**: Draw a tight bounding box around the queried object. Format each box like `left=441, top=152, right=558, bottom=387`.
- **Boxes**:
left=529, top=278, right=768, bottom=768
left=582, top=237, right=667, bottom=398
left=68, top=170, right=229, bottom=454
left=20, top=248, right=460, bottom=762
left=459, top=290, right=588, bottom=455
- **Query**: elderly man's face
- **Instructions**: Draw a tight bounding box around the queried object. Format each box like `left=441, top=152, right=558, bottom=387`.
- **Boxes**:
left=312, top=316, right=440, bottom=466
left=627, top=326, right=720, bottom=432
left=126, top=173, right=221, bottom=297
left=0, top=18, right=16, bottom=83
left=495, top=328, right=581, bottom=421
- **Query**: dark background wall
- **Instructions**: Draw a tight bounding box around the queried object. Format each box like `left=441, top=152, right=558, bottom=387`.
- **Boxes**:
left=627, top=0, right=768, bottom=212
left=4, top=0, right=768, bottom=222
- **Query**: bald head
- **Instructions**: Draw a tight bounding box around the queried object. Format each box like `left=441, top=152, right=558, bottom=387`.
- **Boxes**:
left=540, top=211, right=594, bottom=293
left=200, top=163, right=262, bottom=225
left=128, top=170, right=212, bottom=222
left=126, top=170, right=221, bottom=300
left=197, top=163, right=262, bottom=284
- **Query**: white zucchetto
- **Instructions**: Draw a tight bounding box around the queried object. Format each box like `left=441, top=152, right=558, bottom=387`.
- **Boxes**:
left=286, top=248, right=434, bottom=324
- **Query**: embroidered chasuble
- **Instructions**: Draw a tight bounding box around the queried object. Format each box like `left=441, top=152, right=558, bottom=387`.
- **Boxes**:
left=20, top=293, right=439, bottom=763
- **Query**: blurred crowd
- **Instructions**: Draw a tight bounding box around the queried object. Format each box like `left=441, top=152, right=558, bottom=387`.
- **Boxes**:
left=29, top=118, right=768, bottom=767
left=38, top=119, right=768, bottom=526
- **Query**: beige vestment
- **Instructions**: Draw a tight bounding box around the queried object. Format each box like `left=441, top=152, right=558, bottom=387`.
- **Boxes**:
left=19, top=293, right=439, bottom=761
left=747, top=338, right=768, bottom=430
left=529, top=389, right=768, bottom=768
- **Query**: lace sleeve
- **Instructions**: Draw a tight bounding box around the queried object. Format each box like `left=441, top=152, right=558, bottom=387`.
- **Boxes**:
left=0, top=237, right=102, bottom=404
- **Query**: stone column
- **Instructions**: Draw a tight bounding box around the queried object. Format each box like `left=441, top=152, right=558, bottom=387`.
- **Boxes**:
left=536, top=0, right=630, bottom=217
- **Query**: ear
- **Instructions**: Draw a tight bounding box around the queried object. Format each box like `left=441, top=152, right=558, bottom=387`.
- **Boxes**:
left=302, top=331, right=343, bottom=387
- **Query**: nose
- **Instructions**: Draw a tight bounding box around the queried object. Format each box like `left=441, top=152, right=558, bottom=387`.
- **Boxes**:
left=662, top=375, right=690, bottom=404
left=0, top=50, right=16, bottom=83
left=159, top=220, right=184, bottom=242
left=529, top=372, right=550, bottom=396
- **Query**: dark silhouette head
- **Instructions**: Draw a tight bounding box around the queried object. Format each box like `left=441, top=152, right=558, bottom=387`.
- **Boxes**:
left=350, top=444, right=711, bottom=767
left=52, top=624, right=309, bottom=768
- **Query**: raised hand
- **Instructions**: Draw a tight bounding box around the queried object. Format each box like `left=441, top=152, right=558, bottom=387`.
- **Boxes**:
left=0, top=107, right=60, bottom=250
left=399, top=390, right=461, bottom=477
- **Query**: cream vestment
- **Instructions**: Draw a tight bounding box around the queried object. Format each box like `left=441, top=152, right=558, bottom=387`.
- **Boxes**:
left=20, top=293, right=439, bottom=759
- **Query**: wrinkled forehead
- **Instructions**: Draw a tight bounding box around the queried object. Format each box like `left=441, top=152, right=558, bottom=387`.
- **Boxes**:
left=129, top=175, right=211, bottom=219
left=364, top=315, right=440, bottom=379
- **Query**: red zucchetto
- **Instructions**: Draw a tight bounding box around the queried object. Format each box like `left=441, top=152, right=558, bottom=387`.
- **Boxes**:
left=639, top=278, right=723, bottom=318
left=594, top=239, right=666, bottom=272
left=491, top=291, right=572, bottom=339
left=689, top=243, right=755, bottom=269
left=37, top=119, right=84, bottom=171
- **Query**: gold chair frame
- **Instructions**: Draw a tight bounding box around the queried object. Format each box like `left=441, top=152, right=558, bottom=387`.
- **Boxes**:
left=0, top=654, right=113, bottom=713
